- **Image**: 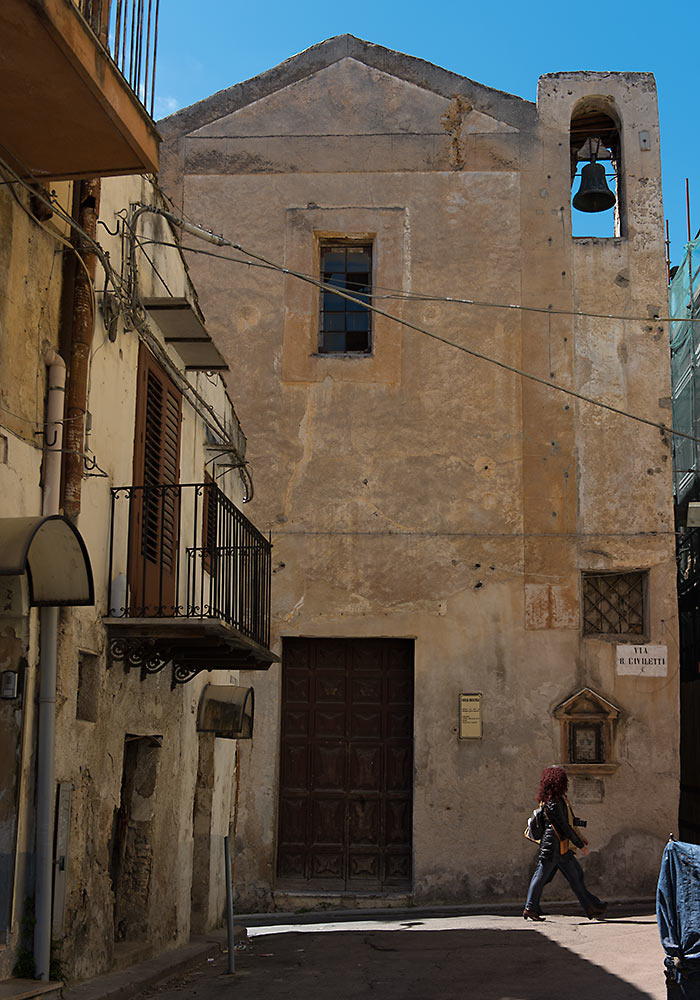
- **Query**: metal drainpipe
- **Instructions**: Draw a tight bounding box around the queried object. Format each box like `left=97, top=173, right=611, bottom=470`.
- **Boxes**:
left=42, top=351, right=65, bottom=518
left=63, top=178, right=100, bottom=520
left=34, top=350, right=66, bottom=982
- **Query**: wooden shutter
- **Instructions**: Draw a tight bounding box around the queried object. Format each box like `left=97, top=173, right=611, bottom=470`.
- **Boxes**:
left=129, top=344, right=182, bottom=614
left=202, top=471, right=217, bottom=576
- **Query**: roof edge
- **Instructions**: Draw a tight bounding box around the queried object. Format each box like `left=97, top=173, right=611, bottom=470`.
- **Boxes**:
left=539, top=70, right=656, bottom=83
left=158, top=34, right=537, bottom=139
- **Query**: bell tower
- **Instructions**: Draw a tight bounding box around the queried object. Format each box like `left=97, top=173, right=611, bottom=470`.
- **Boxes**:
left=570, top=99, right=622, bottom=234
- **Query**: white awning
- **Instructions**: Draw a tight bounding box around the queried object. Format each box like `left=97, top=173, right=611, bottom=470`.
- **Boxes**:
left=143, top=297, right=229, bottom=372
left=0, top=515, right=94, bottom=606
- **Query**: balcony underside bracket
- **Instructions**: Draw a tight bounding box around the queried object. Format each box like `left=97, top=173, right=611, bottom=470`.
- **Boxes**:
left=105, top=617, right=278, bottom=687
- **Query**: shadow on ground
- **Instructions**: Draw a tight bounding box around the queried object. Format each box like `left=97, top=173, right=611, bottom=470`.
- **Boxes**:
left=145, top=927, right=660, bottom=1000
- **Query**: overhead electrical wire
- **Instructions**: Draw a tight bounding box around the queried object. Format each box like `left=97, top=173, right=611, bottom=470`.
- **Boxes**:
left=135, top=212, right=699, bottom=449
left=136, top=233, right=700, bottom=326
left=0, top=161, right=99, bottom=323
left=122, top=205, right=254, bottom=499
left=122, top=213, right=175, bottom=297
left=0, top=153, right=253, bottom=497
left=2, top=150, right=696, bottom=457
left=143, top=175, right=700, bottom=325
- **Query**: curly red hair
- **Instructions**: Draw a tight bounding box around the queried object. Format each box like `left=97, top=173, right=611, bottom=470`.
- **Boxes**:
left=537, top=765, right=568, bottom=802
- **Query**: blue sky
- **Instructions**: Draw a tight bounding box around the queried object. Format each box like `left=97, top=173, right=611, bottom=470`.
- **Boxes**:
left=155, top=0, right=697, bottom=268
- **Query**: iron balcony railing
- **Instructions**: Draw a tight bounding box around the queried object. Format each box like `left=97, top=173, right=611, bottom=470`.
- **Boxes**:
left=108, top=481, right=272, bottom=649
left=74, top=0, right=160, bottom=118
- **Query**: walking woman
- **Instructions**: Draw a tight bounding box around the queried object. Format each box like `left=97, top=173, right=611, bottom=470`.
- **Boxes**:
left=523, top=765, right=607, bottom=921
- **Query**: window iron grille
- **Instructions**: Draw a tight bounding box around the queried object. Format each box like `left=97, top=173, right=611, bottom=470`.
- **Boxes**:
left=582, top=571, right=645, bottom=636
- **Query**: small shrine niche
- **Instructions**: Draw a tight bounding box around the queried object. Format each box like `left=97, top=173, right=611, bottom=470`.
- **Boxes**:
left=554, top=687, right=620, bottom=775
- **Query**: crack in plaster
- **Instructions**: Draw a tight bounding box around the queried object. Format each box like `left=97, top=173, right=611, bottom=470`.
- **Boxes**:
left=283, top=391, right=315, bottom=519
left=278, top=595, right=305, bottom=624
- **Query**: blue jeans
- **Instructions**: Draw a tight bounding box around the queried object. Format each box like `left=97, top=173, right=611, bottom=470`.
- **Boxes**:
left=665, top=957, right=700, bottom=998
left=526, top=850, right=604, bottom=914
left=658, top=841, right=700, bottom=997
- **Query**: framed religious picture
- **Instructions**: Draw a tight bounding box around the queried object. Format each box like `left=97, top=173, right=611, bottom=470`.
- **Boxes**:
left=570, top=722, right=603, bottom=764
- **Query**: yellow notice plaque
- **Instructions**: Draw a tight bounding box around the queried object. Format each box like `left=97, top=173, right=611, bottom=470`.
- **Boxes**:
left=459, top=693, right=482, bottom=739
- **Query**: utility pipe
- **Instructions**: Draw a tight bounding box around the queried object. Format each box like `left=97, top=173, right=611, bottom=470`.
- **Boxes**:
left=33, top=350, right=66, bottom=981
left=33, top=607, right=57, bottom=982
left=224, top=835, right=235, bottom=975
left=63, top=178, right=100, bottom=520
left=42, top=351, right=65, bottom=517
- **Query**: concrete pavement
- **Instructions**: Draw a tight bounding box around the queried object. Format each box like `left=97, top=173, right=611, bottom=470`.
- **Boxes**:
left=129, top=906, right=667, bottom=1000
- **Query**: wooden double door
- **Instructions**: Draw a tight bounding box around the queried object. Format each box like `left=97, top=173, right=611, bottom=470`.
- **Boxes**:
left=277, top=638, right=414, bottom=890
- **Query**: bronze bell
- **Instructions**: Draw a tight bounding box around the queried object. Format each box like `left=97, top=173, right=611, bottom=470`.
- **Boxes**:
left=572, top=161, right=616, bottom=213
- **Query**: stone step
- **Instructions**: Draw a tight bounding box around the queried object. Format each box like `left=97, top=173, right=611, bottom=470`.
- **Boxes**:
left=0, top=980, right=63, bottom=1000
left=271, top=891, right=412, bottom=914
left=62, top=938, right=219, bottom=1000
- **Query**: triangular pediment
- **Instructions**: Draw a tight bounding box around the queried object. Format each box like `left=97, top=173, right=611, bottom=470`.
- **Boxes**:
left=554, top=687, right=620, bottom=720
left=570, top=696, right=603, bottom=716
left=192, top=59, right=461, bottom=139
left=159, top=35, right=534, bottom=141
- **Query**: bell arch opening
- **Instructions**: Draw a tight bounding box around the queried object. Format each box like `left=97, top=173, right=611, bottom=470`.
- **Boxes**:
left=570, top=99, right=622, bottom=238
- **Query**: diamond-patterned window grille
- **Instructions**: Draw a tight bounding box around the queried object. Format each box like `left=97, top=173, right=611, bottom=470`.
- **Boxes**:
left=582, top=572, right=646, bottom=636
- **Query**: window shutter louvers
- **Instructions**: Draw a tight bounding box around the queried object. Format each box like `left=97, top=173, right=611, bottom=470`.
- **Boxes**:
left=129, top=345, right=182, bottom=613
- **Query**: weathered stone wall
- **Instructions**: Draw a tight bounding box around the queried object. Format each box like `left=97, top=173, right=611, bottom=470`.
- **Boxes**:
left=50, top=176, right=247, bottom=979
left=160, top=39, right=678, bottom=909
left=0, top=179, right=67, bottom=979
left=0, top=172, right=247, bottom=981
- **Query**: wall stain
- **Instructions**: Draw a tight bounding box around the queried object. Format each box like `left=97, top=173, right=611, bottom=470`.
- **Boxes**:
left=440, top=96, right=472, bottom=170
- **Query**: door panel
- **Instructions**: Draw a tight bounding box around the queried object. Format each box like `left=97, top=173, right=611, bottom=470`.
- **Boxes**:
left=349, top=746, right=381, bottom=790
left=280, top=744, right=308, bottom=788
left=314, top=709, right=345, bottom=738
left=277, top=637, right=414, bottom=889
left=313, top=744, right=346, bottom=790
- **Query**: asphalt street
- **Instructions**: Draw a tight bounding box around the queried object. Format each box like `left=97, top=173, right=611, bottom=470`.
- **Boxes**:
left=137, top=910, right=667, bottom=1000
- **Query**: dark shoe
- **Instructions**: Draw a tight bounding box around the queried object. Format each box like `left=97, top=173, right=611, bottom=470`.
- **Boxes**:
left=585, top=903, right=608, bottom=919
left=523, top=908, right=545, bottom=921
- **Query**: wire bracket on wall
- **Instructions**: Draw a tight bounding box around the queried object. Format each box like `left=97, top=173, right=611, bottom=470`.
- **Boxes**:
left=83, top=452, right=108, bottom=478
left=205, top=444, right=253, bottom=501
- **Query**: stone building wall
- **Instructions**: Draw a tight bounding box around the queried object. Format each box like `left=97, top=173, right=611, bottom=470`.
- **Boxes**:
left=0, top=172, right=252, bottom=981
left=50, top=176, right=250, bottom=979
left=160, top=36, right=679, bottom=910
left=0, top=178, right=68, bottom=976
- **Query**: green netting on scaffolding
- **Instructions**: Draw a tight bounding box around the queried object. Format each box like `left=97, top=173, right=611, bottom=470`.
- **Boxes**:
left=670, top=235, right=700, bottom=500
left=670, top=235, right=700, bottom=352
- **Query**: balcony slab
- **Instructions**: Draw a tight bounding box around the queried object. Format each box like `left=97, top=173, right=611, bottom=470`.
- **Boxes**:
left=0, top=0, right=160, bottom=179
left=104, top=616, right=279, bottom=686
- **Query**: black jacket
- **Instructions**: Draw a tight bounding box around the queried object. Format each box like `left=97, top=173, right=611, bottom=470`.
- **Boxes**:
left=539, top=796, right=586, bottom=860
